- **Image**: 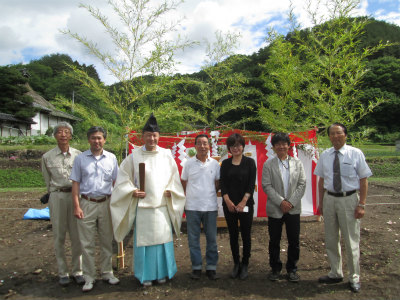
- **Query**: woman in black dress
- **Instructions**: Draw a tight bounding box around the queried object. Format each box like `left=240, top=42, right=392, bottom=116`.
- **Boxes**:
left=220, top=133, right=257, bottom=280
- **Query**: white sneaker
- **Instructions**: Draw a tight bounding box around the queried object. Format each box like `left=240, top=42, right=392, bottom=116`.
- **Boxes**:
left=157, top=278, right=166, bottom=284
left=143, top=280, right=152, bottom=287
left=102, top=273, right=120, bottom=285
left=82, top=281, right=94, bottom=292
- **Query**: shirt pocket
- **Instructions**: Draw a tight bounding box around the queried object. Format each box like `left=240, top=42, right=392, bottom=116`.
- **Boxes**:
left=46, top=162, right=64, bottom=180
left=341, top=161, right=357, bottom=178
left=103, top=168, right=113, bottom=182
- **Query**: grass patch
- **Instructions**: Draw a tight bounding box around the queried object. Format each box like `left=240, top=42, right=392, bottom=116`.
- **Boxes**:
left=0, top=168, right=45, bottom=188
left=367, top=157, right=400, bottom=177
left=369, top=177, right=400, bottom=184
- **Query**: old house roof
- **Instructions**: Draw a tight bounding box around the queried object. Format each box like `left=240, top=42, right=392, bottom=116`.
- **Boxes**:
left=25, top=84, right=82, bottom=121
left=0, top=112, right=36, bottom=124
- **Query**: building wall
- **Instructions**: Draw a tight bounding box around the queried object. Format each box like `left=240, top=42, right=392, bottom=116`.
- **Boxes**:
left=0, top=122, right=31, bottom=137
left=31, top=112, right=73, bottom=135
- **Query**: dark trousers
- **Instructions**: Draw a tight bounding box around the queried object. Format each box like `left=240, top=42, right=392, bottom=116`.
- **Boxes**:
left=223, top=205, right=254, bottom=265
left=268, top=213, right=300, bottom=273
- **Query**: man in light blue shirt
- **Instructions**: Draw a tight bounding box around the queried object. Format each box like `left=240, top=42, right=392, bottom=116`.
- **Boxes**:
left=71, top=126, right=119, bottom=292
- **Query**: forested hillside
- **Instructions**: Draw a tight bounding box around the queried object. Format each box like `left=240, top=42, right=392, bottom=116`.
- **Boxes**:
left=1, top=17, right=399, bottom=142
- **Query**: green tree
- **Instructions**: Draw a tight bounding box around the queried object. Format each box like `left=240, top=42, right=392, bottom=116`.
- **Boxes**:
left=0, top=66, right=36, bottom=121
left=357, top=56, right=400, bottom=132
left=258, top=0, right=388, bottom=135
left=61, top=0, right=195, bottom=160
left=174, top=31, right=259, bottom=130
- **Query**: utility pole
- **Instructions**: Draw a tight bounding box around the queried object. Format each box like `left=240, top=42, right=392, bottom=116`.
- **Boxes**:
left=72, top=91, right=75, bottom=112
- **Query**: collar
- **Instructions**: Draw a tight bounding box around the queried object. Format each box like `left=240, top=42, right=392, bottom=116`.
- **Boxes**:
left=84, top=149, right=106, bottom=158
left=329, top=144, right=347, bottom=155
left=195, top=155, right=209, bottom=163
left=55, top=146, right=70, bottom=155
left=142, top=145, right=159, bottom=152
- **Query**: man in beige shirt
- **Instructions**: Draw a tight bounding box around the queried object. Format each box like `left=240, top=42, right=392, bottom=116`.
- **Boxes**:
left=41, top=122, right=84, bottom=287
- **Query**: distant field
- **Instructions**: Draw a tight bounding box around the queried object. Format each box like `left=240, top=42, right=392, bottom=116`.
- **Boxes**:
left=0, top=143, right=398, bottom=189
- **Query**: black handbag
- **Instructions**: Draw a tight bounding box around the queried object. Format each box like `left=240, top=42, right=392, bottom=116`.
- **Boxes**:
left=40, top=193, right=50, bottom=204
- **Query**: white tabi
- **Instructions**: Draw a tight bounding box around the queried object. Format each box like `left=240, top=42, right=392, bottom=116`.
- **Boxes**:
left=110, top=146, right=186, bottom=246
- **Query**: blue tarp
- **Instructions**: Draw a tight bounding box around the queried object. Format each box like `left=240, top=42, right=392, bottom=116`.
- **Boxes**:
left=23, top=206, right=50, bottom=220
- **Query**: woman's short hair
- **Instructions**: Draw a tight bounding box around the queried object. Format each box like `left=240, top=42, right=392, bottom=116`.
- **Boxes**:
left=53, top=122, right=73, bottom=136
left=87, top=126, right=107, bottom=139
left=271, top=132, right=291, bottom=146
left=226, top=133, right=245, bottom=152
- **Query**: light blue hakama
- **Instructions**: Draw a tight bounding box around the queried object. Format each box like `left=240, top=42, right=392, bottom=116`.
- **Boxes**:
left=133, top=225, right=177, bottom=283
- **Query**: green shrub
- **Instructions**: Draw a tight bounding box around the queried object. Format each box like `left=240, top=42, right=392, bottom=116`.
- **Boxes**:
left=367, top=157, right=400, bottom=178
left=0, top=168, right=45, bottom=188
left=0, top=135, right=57, bottom=145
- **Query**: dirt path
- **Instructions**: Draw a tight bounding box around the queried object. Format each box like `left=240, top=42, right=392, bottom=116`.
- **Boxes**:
left=0, top=182, right=399, bottom=299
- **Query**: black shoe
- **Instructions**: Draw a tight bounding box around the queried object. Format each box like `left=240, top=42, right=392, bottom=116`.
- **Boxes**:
left=59, top=276, right=70, bottom=287
left=318, top=275, right=343, bottom=284
left=231, top=263, right=241, bottom=279
left=190, top=270, right=201, bottom=280
left=239, top=264, right=248, bottom=280
left=206, top=270, right=219, bottom=280
left=287, top=271, right=300, bottom=282
left=268, top=270, right=281, bottom=281
left=349, top=282, right=361, bottom=293
left=73, top=275, right=85, bottom=285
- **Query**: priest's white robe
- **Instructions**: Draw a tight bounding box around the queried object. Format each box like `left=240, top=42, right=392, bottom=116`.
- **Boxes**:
left=110, top=146, right=186, bottom=246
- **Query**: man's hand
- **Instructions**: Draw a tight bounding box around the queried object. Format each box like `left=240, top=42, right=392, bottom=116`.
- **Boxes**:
left=133, top=189, right=146, bottom=198
left=164, top=190, right=171, bottom=198
left=354, top=206, right=365, bottom=219
left=280, top=200, right=293, bottom=214
left=74, top=206, right=84, bottom=219
left=318, top=204, right=323, bottom=216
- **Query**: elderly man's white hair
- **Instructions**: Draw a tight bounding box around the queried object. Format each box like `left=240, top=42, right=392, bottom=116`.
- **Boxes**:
left=53, top=122, right=73, bottom=136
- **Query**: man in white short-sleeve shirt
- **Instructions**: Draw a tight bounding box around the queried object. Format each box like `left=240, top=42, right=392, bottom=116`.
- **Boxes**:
left=314, top=123, right=372, bottom=293
left=181, top=134, right=220, bottom=280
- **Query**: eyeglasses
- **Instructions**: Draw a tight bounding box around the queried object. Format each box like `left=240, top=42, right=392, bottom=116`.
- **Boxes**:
left=56, top=130, right=71, bottom=135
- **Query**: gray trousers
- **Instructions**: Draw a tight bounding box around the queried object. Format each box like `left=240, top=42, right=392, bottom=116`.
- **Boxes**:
left=49, top=191, right=82, bottom=277
left=77, top=198, right=114, bottom=282
left=323, top=192, right=360, bottom=284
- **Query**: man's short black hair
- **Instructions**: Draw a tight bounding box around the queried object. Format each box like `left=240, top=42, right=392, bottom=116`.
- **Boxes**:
left=327, top=123, right=347, bottom=136
left=87, top=126, right=107, bottom=139
left=194, top=134, right=210, bottom=145
left=271, top=132, right=291, bottom=146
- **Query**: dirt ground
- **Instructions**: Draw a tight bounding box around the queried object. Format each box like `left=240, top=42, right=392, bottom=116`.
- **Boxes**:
left=0, top=182, right=399, bottom=300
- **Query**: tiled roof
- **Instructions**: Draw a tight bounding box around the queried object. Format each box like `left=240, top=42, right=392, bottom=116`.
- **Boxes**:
left=25, top=84, right=82, bottom=121
left=0, top=112, right=36, bottom=124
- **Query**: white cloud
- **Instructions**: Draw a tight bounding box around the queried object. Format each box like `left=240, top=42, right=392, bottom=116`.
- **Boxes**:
left=0, top=0, right=398, bottom=84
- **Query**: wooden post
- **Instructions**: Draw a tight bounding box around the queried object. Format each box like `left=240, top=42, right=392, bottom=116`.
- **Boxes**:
left=139, top=163, right=145, bottom=192
left=117, top=241, right=125, bottom=269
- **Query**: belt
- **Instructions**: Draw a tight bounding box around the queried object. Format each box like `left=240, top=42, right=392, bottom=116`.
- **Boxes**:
left=81, top=194, right=110, bottom=203
left=54, top=187, right=72, bottom=193
left=327, top=190, right=356, bottom=197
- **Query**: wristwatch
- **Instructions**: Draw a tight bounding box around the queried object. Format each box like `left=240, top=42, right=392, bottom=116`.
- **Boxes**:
left=357, top=203, right=365, bottom=208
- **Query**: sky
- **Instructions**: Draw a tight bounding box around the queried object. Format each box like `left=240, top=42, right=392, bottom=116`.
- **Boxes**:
left=0, top=0, right=399, bottom=85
